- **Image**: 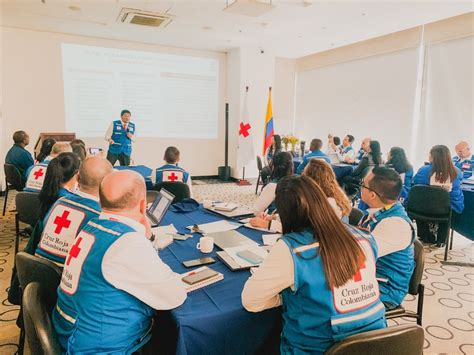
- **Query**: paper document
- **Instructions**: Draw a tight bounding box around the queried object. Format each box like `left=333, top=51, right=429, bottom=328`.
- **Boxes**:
left=223, top=245, right=269, bottom=268
left=152, top=224, right=177, bottom=237
left=187, top=220, right=241, bottom=234
left=180, top=266, right=224, bottom=292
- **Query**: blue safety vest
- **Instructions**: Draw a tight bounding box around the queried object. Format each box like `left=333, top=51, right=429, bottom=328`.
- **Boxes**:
left=35, top=193, right=101, bottom=266
left=53, top=218, right=154, bottom=354
left=155, top=164, right=190, bottom=183
left=24, top=162, right=50, bottom=193
left=108, top=120, right=135, bottom=156
left=453, top=155, right=473, bottom=179
left=296, top=151, right=331, bottom=174
left=359, top=202, right=415, bottom=307
left=280, top=228, right=386, bottom=354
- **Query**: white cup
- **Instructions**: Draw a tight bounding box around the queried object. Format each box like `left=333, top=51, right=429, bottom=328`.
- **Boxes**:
left=196, top=236, right=214, bottom=253
left=203, top=200, right=213, bottom=209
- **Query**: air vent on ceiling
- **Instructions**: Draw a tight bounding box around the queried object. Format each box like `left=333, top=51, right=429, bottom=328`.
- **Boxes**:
left=118, top=8, right=173, bottom=28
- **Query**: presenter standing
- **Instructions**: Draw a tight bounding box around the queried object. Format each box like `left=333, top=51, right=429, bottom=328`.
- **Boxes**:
left=105, top=109, right=135, bottom=166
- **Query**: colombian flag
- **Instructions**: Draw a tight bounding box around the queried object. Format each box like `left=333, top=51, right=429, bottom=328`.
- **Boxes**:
left=263, top=87, right=274, bottom=155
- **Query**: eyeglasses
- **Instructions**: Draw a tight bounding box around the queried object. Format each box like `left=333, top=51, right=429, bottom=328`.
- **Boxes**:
left=359, top=180, right=381, bottom=197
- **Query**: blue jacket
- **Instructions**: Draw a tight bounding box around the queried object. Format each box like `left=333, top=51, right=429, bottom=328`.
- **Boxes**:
left=398, top=168, right=414, bottom=206
left=5, top=144, right=34, bottom=183
left=413, top=164, right=464, bottom=213
left=108, top=120, right=135, bottom=156
left=359, top=202, right=415, bottom=307
left=296, top=150, right=331, bottom=174
left=155, top=164, right=190, bottom=183
left=453, top=155, right=473, bottom=179
left=53, top=218, right=154, bottom=354
left=280, top=228, right=386, bottom=354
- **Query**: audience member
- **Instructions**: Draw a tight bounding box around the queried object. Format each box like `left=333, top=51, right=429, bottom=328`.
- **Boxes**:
left=413, top=145, right=464, bottom=246
left=5, top=130, right=34, bottom=185
left=36, top=138, right=56, bottom=163
left=35, top=157, right=113, bottom=266
left=350, top=137, right=371, bottom=164
left=335, top=134, right=356, bottom=163
left=296, top=138, right=330, bottom=174
left=386, top=147, right=413, bottom=205
left=359, top=167, right=415, bottom=309
left=453, top=141, right=473, bottom=179
left=71, top=142, right=87, bottom=161
left=53, top=170, right=187, bottom=353
left=326, top=134, right=341, bottom=154
left=242, top=175, right=386, bottom=354
left=261, top=134, right=282, bottom=182
left=155, top=146, right=193, bottom=197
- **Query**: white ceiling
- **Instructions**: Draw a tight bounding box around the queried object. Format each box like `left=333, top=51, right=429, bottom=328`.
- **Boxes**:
left=1, top=1, right=472, bottom=58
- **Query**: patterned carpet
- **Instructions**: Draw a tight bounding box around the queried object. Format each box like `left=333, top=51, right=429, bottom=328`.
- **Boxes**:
left=0, top=181, right=473, bottom=354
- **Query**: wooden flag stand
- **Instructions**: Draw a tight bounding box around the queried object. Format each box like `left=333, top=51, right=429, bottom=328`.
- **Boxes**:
left=237, top=167, right=252, bottom=186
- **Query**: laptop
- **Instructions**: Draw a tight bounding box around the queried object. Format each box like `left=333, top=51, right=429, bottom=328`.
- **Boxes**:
left=146, top=189, right=175, bottom=227
left=208, top=230, right=259, bottom=249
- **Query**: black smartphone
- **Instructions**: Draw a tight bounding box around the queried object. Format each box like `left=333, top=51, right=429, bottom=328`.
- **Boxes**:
left=182, top=257, right=216, bottom=268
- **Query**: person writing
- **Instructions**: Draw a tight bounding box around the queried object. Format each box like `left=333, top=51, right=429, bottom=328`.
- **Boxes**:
left=242, top=175, right=386, bottom=354
left=105, top=109, right=135, bottom=166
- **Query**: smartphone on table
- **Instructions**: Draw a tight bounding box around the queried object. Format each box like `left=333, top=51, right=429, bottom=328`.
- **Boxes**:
left=182, top=257, right=216, bottom=268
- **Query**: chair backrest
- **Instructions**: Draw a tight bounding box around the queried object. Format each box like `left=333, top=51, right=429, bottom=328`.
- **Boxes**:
left=256, top=156, right=263, bottom=171
left=146, top=190, right=160, bottom=205
left=348, top=208, right=364, bottom=226
left=325, top=324, right=424, bottom=355
left=16, top=192, right=41, bottom=226
left=4, top=163, right=23, bottom=190
left=408, top=239, right=425, bottom=295
left=152, top=182, right=190, bottom=203
left=407, top=185, right=451, bottom=217
left=22, top=282, right=62, bottom=355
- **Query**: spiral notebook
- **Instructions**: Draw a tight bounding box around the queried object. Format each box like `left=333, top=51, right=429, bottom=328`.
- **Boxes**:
left=180, top=266, right=224, bottom=292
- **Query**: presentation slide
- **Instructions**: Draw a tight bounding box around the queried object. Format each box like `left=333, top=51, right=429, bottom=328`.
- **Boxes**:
left=62, top=43, right=219, bottom=139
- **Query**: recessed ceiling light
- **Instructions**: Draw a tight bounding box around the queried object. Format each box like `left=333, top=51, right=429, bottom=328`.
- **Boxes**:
left=68, top=5, right=81, bottom=11
left=361, top=13, right=366, bottom=16
left=298, top=35, right=303, bottom=39
left=321, top=26, right=326, bottom=30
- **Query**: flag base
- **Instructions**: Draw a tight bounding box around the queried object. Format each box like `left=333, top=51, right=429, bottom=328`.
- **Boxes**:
left=236, top=179, right=252, bottom=186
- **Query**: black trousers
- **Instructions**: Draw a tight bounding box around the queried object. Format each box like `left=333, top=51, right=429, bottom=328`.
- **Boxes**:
left=416, top=221, right=449, bottom=244
left=106, top=151, right=131, bottom=166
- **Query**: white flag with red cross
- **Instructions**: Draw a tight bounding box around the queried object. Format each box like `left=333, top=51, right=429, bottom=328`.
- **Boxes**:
left=237, top=89, right=255, bottom=171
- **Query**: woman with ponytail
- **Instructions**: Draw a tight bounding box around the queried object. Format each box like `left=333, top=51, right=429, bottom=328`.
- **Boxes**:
left=242, top=175, right=386, bottom=354
left=38, top=152, right=81, bottom=219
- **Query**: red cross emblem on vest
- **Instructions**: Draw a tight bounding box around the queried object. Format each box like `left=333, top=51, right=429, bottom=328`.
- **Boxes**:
left=33, top=168, right=44, bottom=180
left=353, top=262, right=366, bottom=282
left=168, top=172, right=179, bottom=182
left=239, top=122, right=251, bottom=138
left=66, top=236, right=83, bottom=266
left=53, top=210, right=72, bottom=234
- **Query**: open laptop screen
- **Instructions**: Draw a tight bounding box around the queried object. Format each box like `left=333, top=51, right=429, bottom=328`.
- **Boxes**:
left=147, top=189, right=175, bottom=226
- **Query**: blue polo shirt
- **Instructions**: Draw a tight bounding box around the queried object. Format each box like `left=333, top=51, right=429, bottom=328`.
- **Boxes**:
left=5, top=144, right=34, bottom=183
left=296, top=150, right=331, bottom=174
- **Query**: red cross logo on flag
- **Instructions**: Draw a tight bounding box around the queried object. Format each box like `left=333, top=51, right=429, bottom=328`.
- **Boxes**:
left=239, top=122, right=251, bottom=138
left=33, top=168, right=44, bottom=180
left=54, top=210, right=72, bottom=234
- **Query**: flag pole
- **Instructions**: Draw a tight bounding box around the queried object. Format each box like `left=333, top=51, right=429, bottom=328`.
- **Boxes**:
left=237, top=86, right=252, bottom=186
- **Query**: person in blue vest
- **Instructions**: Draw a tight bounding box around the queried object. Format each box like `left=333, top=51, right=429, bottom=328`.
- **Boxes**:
left=242, top=175, right=386, bottom=354
left=414, top=145, right=464, bottom=246
left=24, top=142, right=73, bottom=193
left=5, top=130, right=34, bottom=185
left=386, top=147, right=413, bottom=206
left=35, top=156, right=113, bottom=266
left=155, top=146, right=193, bottom=197
left=53, top=170, right=187, bottom=353
left=296, top=138, right=330, bottom=174
left=359, top=166, right=415, bottom=309
left=329, top=134, right=356, bottom=163
left=348, top=137, right=371, bottom=165
left=453, top=141, right=473, bottom=179
left=105, top=109, right=135, bottom=166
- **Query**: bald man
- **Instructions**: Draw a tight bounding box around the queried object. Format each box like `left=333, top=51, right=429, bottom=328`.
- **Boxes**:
left=53, top=170, right=186, bottom=354
left=453, top=141, right=473, bottom=179
left=35, top=156, right=113, bottom=265
left=24, top=142, right=73, bottom=193
left=347, top=137, right=371, bottom=164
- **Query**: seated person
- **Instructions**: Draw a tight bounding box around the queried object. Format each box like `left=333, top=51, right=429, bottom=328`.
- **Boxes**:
left=326, top=135, right=341, bottom=154
left=296, top=138, right=330, bottom=174
left=242, top=175, right=386, bottom=354
left=346, top=140, right=383, bottom=181
left=350, top=137, right=371, bottom=165
left=24, top=142, right=72, bottom=193
left=35, top=138, right=56, bottom=163
left=261, top=134, right=282, bottom=183
left=155, top=146, right=193, bottom=197
left=253, top=151, right=293, bottom=215
left=453, top=141, right=473, bottom=179
left=330, top=134, right=356, bottom=163
left=35, top=157, right=113, bottom=266
left=359, top=167, right=415, bottom=310
left=5, top=130, right=34, bottom=185
left=71, top=140, right=87, bottom=161
left=53, top=171, right=187, bottom=353
left=414, top=145, right=464, bottom=246
left=386, top=147, right=413, bottom=205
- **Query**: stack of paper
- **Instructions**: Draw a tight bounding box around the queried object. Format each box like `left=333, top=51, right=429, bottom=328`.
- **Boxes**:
left=186, top=220, right=241, bottom=234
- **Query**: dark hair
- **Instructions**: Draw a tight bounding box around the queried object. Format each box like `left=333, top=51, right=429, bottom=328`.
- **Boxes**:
left=13, top=131, right=28, bottom=144
left=270, top=151, right=293, bottom=181
left=333, top=136, right=341, bottom=146
left=387, top=147, right=412, bottom=174
left=275, top=175, right=365, bottom=288
left=273, top=134, right=282, bottom=153
left=71, top=143, right=87, bottom=161
left=347, top=135, right=355, bottom=143
left=70, top=139, right=86, bottom=147
left=164, top=146, right=180, bottom=164
left=369, top=140, right=382, bottom=165
left=430, top=145, right=458, bottom=183
left=368, top=166, right=402, bottom=203
left=37, top=138, right=56, bottom=162
left=121, top=109, right=131, bottom=117
left=38, top=152, right=81, bottom=219
left=310, top=138, right=323, bottom=151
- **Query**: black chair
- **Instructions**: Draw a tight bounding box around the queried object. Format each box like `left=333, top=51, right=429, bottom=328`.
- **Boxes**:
left=406, top=185, right=451, bottom=261
left=22, top=282, right=62, bottom=355
left=16, top=252, right=63, bottom=355
left=348, top=208, right=364, bottom=226
left=15, top=192, right=40, bottom=256
left=146, top=190, right=159, bottom=205
left=325, top=324, right=424, bottom=355
left=3, top=163, right=24, bottom=216
left=255, top=156, right=264, bottom=195
left=344, top=165, right=374, bottom=205
left=385, top=239, right=425, bottom=325
left=152, top=182, right=190, bottom=203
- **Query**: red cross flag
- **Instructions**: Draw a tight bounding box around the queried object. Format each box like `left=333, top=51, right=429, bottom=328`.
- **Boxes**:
left=237, top=88, right=255, bottom=171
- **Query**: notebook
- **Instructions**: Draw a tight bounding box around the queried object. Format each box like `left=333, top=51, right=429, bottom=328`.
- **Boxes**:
left=180, top=266, right=224, bottom=292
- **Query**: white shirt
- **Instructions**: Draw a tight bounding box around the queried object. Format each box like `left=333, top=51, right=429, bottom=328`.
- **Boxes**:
left=337, top=146, right=356, bottom=163
left=75, top=189, right=99, bottom=202
left=100, top=213, right=187, bottom=310
left=253, top=182, right=277, bottom=214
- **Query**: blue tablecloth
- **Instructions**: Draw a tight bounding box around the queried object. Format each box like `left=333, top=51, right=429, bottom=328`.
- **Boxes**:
left=114, top=165, right=154, bottom=189
left=158, top=207, right=281, bottom=354
left=292, top=158, right=354, bottom=183
left=452, top=184, right=474, bottom=240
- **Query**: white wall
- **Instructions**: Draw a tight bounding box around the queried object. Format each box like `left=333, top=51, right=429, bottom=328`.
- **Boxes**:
left=273, top=58, right=296, bottom=136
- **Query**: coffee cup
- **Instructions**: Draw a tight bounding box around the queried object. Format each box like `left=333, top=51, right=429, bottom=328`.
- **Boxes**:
left=196, top=236, right=214, bottom=253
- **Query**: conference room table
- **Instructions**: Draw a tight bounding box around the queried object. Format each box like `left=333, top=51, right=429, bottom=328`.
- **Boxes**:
left=155, top=206, right=281, bottom=354
left=292, top=158, right=354, bottom=182
left=452, top=183, right=474, bottom=241
left=114, top=165, right=154, bottom=189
